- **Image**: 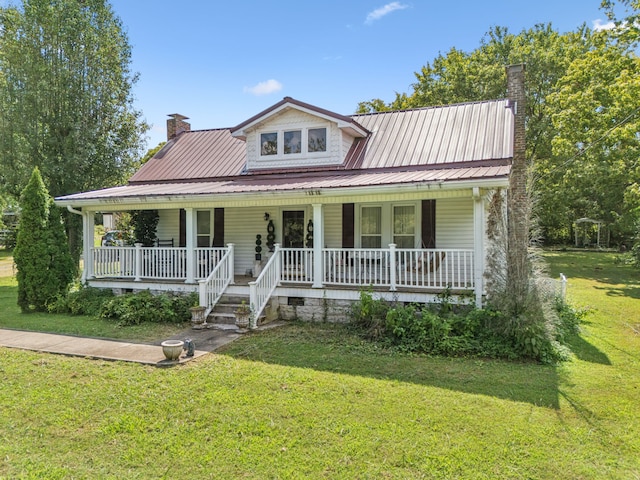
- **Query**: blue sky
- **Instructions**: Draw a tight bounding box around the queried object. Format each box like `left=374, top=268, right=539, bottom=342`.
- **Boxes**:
left=69, top=2, right=622, bottom=148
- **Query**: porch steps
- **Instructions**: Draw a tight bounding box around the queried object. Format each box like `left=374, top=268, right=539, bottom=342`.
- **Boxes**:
left=207, top=294, right=269, bottom=326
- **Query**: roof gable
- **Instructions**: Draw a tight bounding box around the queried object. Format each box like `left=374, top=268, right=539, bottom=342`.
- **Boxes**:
left=231, top=97, right=369, bottom=140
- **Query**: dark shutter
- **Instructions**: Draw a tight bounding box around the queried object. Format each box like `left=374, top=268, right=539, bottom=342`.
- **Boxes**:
left=212, top=208, right=224, bottom=247
left=342, top=203, right=354, bottom=248
left=421, top=200, right=436, bottom=249
left=179, top=209, right=186, bottom=247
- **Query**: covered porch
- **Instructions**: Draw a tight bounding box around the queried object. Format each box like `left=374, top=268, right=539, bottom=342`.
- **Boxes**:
left=70, top=182, right=494, bottom=321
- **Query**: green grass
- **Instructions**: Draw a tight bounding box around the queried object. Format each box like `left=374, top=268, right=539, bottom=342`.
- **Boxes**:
left=0, top=251, right=639, bottom=478
left=0, top=257, right=187, bottom=342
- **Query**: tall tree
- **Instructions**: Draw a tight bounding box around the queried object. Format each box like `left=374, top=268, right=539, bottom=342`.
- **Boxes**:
left=14, top=167, right=74, bottom=312
left=547, top=43, right=640, bottom=239
left=356, top=24, right=634, bottom=242
left=0, top=0, right=148, bottom=260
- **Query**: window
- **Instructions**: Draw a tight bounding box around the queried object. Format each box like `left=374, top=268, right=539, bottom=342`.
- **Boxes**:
left=258, top=127, right=327, bottom=157
left=393, top=205, right=415, bottom=248
left=361, top=206, right=382, bottom=248
left=284, top=130, right=301, bottom=154
left=196, top=210, right=211, bottom=247
left=260, top=132, right=277, bottom=156
left=308, top=128, right=326, bottom=152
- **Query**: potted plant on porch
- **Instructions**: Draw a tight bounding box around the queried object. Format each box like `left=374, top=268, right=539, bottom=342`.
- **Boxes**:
left=234, top=301, right=251, bottom=331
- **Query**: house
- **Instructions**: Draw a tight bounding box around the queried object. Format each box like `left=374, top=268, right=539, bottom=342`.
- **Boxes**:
left=54, top=66, right=524, bottom=323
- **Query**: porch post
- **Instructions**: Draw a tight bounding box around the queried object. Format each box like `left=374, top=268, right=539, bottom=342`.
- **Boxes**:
left=473, top=187, right=485, bottom=308
left=185, top=207, right=196, bottom=284
left=389, top=243, right=397, bottom=291
left=312, top=203, right=324, bottom=288
left=82, top=211, right=94, bottom=281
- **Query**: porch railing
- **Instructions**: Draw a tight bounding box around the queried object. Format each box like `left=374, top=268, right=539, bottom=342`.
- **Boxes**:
left=321, top=247, right=474, bottom=290
left=199, top=244, right=235, bottom=316
left=249, top=244, right=282, bottom=327
left=92, top=244, right=475, bottom=292
left=141, top=247, right=187, bottom=279
left=91, top=245, right=226, bottom=281
left=279, top=247, right=314, bottom=283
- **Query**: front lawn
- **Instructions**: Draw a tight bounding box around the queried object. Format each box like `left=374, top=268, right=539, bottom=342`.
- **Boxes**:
left=0, top=251, right=638, bottom=478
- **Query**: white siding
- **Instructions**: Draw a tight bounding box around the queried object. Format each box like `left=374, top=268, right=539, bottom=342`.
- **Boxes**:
left=245, top=109, right=341, bottom=170
left=157, top=209, right=180, bottom=245
left=437, top=198, right=474, bottom=249
left=323, top=204, right=342, bottom=248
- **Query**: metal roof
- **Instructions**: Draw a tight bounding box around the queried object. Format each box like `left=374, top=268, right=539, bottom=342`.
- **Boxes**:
left=352, top=100, right=513, bottom=168
left=56, top=165, right=509, bottom=204
left=56, top=98, right=513, bottom=205
left=129, top=129, right=246, bottom=183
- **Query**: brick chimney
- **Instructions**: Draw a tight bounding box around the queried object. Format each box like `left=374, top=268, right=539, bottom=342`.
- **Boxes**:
left=506, top=64, right=529, bottom=307
left=166, top=113, right=190, bottom=140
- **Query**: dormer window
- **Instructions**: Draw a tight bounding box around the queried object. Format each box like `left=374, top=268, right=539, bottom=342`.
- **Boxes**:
left=258, top=127, right=328, bottom=159
left=260, top=132, right=278, bottom=156
left=308, top=128, right=326, bottom=153
left=284, top=130, right=301, bottom=154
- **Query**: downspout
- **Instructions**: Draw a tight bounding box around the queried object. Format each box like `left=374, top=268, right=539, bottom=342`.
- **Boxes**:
left=66, top=205, right=82, bottom=216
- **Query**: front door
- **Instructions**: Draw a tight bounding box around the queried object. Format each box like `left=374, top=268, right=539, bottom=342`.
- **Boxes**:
left=282, top=211, right=305, bottom=248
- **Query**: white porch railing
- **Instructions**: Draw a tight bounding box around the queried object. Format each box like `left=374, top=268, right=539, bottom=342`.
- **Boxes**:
left=279, top=248, right=314, bottom=283
left=199, top=244, right=235, bottom=316
left=92, top=244, right=475, bottom=293
left=141, top=247, right=187, bottom=279
left=321, top=247, right=474, bottom=290
left=249, top=244, right=282, bottom=327
left=323, top=248, right=390, bottom=286
left=395, top=248, right=474, bottom=289
left=92, top=246, right=137, bottom=278
left=91, top=245, right=226, bottom=281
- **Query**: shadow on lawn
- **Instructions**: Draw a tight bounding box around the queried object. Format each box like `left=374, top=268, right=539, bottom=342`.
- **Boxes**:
left=567, top=333, right=611, bottom=365
left=221, top=324, right=562, bottom=409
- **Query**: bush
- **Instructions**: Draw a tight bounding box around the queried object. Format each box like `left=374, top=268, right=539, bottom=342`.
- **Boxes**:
left=48, top=285, right=114, bottom=315
left=350, top=289, right=390, bottom=339
left=100, top=290, right=196, bottom=326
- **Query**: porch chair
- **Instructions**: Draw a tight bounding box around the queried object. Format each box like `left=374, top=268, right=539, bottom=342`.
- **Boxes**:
left=156, top=238, right=174, bottom=247
left=415, top=251, right=446, bottom=274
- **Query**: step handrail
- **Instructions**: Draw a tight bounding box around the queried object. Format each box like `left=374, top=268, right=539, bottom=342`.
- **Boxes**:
left=248, top=243, right=281, bottom=328
left=198, top=244, right=234, bottom=316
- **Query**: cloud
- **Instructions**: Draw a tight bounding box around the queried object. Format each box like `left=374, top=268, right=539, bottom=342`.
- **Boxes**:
left=244, top=79, right=283, bottom=96
left=592, top=18, right=616, bottom=31
left=365, top=2, right=408, bottom=24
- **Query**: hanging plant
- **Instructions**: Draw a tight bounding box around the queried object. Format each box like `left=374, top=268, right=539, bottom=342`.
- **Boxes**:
left=255, top=233, right=262, bottom=260
left=266, top=220, right=276, bottom=252
left=305, top=219, right=314, bottom=248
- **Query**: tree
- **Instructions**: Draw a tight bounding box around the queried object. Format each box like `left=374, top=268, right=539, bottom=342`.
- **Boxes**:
left=547, top=43, right=640, bottom=240
left=356, top=24, right=640, bottom=242
left=0, top=0, right=148, bottom=261
left=14, top=167, right=74, bottom=312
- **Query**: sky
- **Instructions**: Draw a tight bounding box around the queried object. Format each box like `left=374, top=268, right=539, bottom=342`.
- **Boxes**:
left=104, top=1, right=610, bottom=149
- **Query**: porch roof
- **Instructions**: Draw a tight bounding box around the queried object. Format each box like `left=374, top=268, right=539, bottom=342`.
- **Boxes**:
left=55, top=163, right=509, bottom=206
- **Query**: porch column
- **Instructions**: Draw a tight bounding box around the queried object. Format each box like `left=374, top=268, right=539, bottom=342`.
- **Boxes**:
left=473, top=187, right=485, bottom=308
left=185, top=207, right=196, bottom=284
left=312, top=203, right=324, bottom=288
left=82, top=211, right=94, bottom=282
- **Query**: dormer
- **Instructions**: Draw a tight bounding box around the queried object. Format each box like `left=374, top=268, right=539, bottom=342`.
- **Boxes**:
left=231, top=97, right=369, bottom=171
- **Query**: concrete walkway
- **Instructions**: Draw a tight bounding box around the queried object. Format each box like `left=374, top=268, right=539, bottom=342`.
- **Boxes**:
left=0, top=323, right=273, bottom=366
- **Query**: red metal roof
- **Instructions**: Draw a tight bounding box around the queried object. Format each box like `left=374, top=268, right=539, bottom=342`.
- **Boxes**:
left=57, top=164, right=509, bottom=203
left=56, top=98, right=513, bottom=204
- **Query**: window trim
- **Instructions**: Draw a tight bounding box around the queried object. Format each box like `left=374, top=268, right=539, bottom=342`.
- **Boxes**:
left=392, top=204, right=417, bottom=249
left=257, top=126, right=328, bottom=160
